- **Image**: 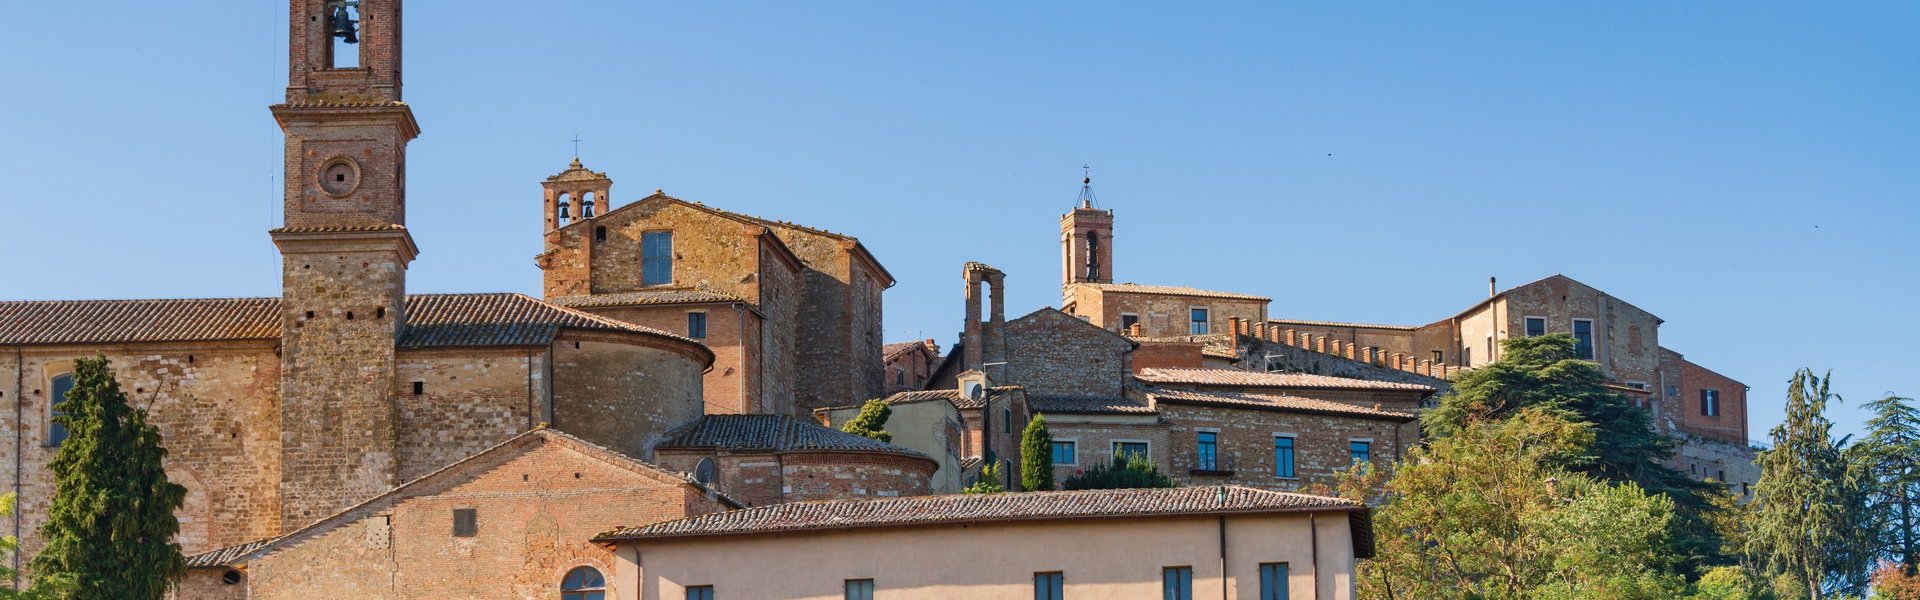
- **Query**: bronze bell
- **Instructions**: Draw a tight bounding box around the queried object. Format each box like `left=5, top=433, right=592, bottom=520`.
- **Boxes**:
left=557, top=201, right=571, bottom=220
left=330, top=4, right=359, bottom=44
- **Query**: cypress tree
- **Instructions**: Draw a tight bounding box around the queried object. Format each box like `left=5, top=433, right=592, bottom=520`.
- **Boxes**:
left=1748, top=369, right=1872, bottom=599
left=30, top=357, right=186, bottom=599
left=1858, top=394, right=1920, bottom=574
left=841, top=399, right=893, bottom=443
left=1020, top=414, right=1055, bottom=491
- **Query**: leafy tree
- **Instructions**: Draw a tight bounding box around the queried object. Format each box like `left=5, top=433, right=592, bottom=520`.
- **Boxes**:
left=1858, top=394, right=1920, bottom=574
left=1749, top=369, right=1874, bottom=599
left=841, top=399, right=893, bottom=443
left=1061, top=452, right=1177, bottom=491
left=30, top=357, right=186, bottom=600
left=964, top=462, right=1005, bottom=494
left=1019, top=414, right=1055, bottom=491
left=1361, top=408, right=1686, bottom=599
left=1421, top=333, right=1726, bottom=570
left=1871, top=561, right=1920, bottom=600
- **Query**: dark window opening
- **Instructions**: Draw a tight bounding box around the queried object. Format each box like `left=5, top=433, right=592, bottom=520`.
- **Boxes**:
left=48, top=374, right=74, bottom=446
left=452, top=508, right=477, bottom=537
left=326, top=1, right=361, bottom=69
left=594, top=226, right=607, bottom=242
left=376, top=307, right=385, bottom=319
left=221, top=570, right=243, bottom=585
left=1572, top=319, right=1595, bottom=360
left=1701, top=389, right=1720, bottom=417
left=1431, top=350, right=1444, bottom=364
left=411, top=381, right=424, bottom=395
left=1121, top=313, right=1140, bottom=331
left=1524, top=317, right=1547, bottom=337
left=687, top=312, right=708, bottom=339
left=305, top=311, right=315, bottom=319
left=346, top=311, right=354, bottom=320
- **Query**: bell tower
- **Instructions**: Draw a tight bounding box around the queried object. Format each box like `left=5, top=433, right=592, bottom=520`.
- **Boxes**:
left=269, top=0, right=418, bottom=531
left=1060, top=172, right=1113, bottom=290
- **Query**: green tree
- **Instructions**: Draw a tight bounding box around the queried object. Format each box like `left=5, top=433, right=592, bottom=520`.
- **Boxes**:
left=1422, top=333, right=1726, bottom=570
left=1748, top=369, right=1873, bottom=599
left=1020, top=414, right=1055, bottom=491
left=1361, top=408, right=1686, bottom=600
left=30, top=357, right=186, bottom=600
left=965, top=462, right=1005, bottom=494
left=1858, top=394, right=1920, bottom=574
left=841, top=399, right=893, bottom=443
left=1061, top=453, right=1178, bottom=490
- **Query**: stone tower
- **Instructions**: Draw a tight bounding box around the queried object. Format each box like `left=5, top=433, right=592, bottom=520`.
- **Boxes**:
left=269, top=0, right=420, bottom=530
left=1060, top=194, right=1113, bottom=289
left=543, top=157, right=613, bottom=232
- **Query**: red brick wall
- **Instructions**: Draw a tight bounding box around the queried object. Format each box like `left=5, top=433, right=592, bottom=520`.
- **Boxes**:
left=1676, top=357, right=1749, bottom=443
left=1155, top=403, right=1406, bottom=492
left=1130, top=341, right=1205, bottom=372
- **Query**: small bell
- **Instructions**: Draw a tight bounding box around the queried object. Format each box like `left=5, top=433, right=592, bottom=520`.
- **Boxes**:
left=557, top=201, right=571, bottom=220
left=582, top=198, right=596, bottom=218
left=330, top=4, right=359, bottom=44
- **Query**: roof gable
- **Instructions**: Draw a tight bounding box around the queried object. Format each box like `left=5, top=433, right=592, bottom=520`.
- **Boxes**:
left=203, top=428, right=731, bottom=567
left=1010, top=307, right=1138, bottom=349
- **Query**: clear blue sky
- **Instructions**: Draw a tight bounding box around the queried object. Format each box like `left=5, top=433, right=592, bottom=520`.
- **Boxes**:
left=2, top=2, right=1914, bottom=441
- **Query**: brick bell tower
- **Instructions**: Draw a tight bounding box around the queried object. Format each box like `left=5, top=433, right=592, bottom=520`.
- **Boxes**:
left=1060, top=170, right=1113, bottom=290
left=269, top=0, right=419, bottom=530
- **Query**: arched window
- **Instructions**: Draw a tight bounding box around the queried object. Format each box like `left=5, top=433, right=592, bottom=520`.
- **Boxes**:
left=561, top=566, right=606, bottom=600
left=48, top=373, right=74, bottom=446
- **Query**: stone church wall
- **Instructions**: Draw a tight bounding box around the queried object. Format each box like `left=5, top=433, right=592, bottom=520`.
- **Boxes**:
left=1005, top=310, right=1131, bottom=399
left=393, top=348, right=547, bottom=481
left=0, top=342, right=283, bottom=557
left=549, top=333, right=705, bottom=460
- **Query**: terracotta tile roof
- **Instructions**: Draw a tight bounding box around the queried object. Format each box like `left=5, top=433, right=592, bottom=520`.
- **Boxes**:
left=1135, top=368, right=1435, bottom=393
left=1149, top=389, right=1417, bottom=422
left=1266, top=318, right=1416, bottom=331
left=548, top=289, right=744, bottom=308
left=880, top=386, right=1022, bottom=410
left=0, top=293, right=703, bottom=353
left=883, top=340, right=939, bottom=361
left=595, top=486, right=1368, bottom=550
left=1201, top=346, right=1240, bottom=360
left=1027, top=396, right=1157, bottom=415
left=1076, top=283, right=1269, bottom=302
left=656, top=415, right=931, bottom=461
left=184, top=539, right=270, bottom=569
left=0, top=297, right=281, bottom=345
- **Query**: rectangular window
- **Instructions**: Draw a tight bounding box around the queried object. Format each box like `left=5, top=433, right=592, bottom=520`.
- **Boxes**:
left=1196, top=431, right=1218, bottom=471
left=687, top=312, right=708, bottom=339
left=1259, top=563, right=1290, bottom=600
left=1034, top=572, right=1065, bottom=600
left=48, top=374, right=74, bottom=446
left=1113, top=441, right=1149, bottom=462
left=1004, top=408, right=1012, bottom=434
left=1524, top=317, right=1546, bottom=337
left=642, top=231, right=674, bottom=285
left=1701, top=389, right=1720, bottom=416
left=1571, top=319, right=1595, bottom=360
left=1273, top=436, right=1296, bottom=478
left=844, top=579, right=873, bottom=600
left=1431, top=350, right=1444, bottom=364
left=1121, top=313, right=1140, bottom=332
left=1189, top=308, right=1210, bottom=335
left=686, top=586, right=714, bottom=600
left=452, top=508, right=477, bottom=537
left=1162, top=566, right=1194, bottom=600
left=1051, top=440, right=1077, bottom=465
left=1350, top=440, right=1372, bottom=466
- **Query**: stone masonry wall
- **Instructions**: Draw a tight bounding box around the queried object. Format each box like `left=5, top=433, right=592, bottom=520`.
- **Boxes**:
left=587, top=303, right=758, bottom=415
left=238, top=442, right=726, bottom=600
left=393, top=348, right=545, bottom=481
left=1235, top=337, right=1452, bottom=396
left=578, top=200, right=765, bottom=300
left=1155, top=403, right=1407, bottom=492
left=653, top=451, right=784, bottom=508
left=780, top=452, right=933, bottom=501
left=0, top=343, right=283, bottom=557
left=549, top=333, right=706, bottom=460
left=758, top=241, right=799, bottom=414
left=1077, top=290, right=1266, bottom=338
left=1005, top=309, right=1131, bottom=398
left=1042, top=419, right=1171, bottom=488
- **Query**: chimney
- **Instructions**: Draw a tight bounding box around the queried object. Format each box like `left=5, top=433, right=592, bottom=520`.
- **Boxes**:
left=1489, top=276, right=1498, bottom=298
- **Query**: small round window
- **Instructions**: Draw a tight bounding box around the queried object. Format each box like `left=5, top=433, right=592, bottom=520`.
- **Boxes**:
left=318, top=158, right=361, bottom=197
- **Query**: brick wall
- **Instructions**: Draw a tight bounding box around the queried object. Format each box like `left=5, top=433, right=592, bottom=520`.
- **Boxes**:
left=393, top=348, right=544, bottom=481
left=1043, top=419, right=1170, bottom=487
left=780, top=452, right=934, bottom=501
left=1674, top=355, right=1750, bottom=443
left=549, top=333, right=706, bottom=460
left=238, top=440, right=727, bottom=599
left=1154, top=403, right=1406, bottom=492
left=1005, top=309, right=1132, bottom=398
left=1129, top=341, right=1204, bottom=372
left=587, top=303, right=760, bottom=415
left=1068, top=288, right=1267, bottom=338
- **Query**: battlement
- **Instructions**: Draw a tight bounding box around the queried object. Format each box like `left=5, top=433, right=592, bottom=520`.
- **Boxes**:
left=1226, top=317, right=1465, bottom=379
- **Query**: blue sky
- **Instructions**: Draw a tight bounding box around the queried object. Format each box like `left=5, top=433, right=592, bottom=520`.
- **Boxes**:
left=2, top=2, right=1914, bottom=440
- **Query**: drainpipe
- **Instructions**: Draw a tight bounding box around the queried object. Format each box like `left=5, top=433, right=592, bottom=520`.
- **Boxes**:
left=736, top=303, right=747, bottom=413
left=12, top=347, right=22, bottom=587
left=1218, top=512, right=1228, bottom=600
left=525, top=348, right=535, bottom=430
left=1310, top=512, right=1322, bottom=600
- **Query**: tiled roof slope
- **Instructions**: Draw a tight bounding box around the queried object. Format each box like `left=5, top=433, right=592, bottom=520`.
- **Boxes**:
left=1135, top=368, right=1434, bottom=392
left=596, top=485, right=1371, bottom=557
left=1027, top=396, right=1156, bottom=415
left=185, top=539, right=270, bottom=568
left=879, top=386, right=1022, bottom=410
left=548, top=289, right=744, bottom=308
left=1149, top=390, right=1417, bottom=422
left=656, top=415, right=931, bottom=460
left=0, top=293, right=701, bottom=351
left=1077, top=283, right=1269, bottom=301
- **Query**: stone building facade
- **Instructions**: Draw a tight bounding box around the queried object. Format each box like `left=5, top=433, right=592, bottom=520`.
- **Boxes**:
left=651, top=414, right=938, bottom=507
left=537, top=186, right=892, bottom=415
left=881, top=339, right=940, bottom=395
